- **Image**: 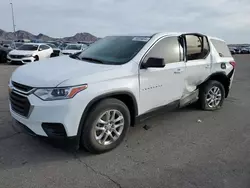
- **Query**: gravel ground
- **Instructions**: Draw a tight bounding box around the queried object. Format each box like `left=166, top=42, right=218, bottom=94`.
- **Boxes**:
left=0, top=55, right=249, bottom=188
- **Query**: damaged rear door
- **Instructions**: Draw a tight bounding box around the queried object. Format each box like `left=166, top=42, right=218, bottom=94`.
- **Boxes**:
left=181, top=33, right=212, bottom=96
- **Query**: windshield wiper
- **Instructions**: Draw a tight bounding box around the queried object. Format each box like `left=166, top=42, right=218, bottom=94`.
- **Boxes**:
left=81, top=57, right=104, bottom=64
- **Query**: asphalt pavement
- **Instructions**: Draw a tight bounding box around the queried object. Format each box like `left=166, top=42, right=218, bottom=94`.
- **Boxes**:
left=0, top=55, right=250, bottom=188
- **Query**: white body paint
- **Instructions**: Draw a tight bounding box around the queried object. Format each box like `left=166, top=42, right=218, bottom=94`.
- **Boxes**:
left=8, top=32, right=235, bottom=137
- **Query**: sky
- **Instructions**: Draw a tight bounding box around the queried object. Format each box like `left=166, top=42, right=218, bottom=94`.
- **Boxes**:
left=0, top=0, right=250, bottom=43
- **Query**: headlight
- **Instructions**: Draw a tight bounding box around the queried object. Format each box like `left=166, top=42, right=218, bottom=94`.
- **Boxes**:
left=34, top=84, right=88, bottom=101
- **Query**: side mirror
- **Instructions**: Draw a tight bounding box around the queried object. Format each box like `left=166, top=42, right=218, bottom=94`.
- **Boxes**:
left=142, top=57, right=165, bottom=69
left=39, top=48, right=42, bottom=51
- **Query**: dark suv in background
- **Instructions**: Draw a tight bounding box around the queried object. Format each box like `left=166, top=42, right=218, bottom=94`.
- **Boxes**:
left=0, top=45, right=12, bottom=63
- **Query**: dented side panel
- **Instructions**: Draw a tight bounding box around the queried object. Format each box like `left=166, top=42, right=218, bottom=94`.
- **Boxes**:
left=182, top=55, right=212, bottom=99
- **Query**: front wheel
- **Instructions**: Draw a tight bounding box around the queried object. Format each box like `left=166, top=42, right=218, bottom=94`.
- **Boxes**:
left=34, top=55, right=39, bottom=61
left=81, top=98, right=131, bottom=154
left=199, top=80, right=225, bottom=111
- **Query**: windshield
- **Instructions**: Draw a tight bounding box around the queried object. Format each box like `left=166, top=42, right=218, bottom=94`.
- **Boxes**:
left=65, top=44, right=82, bottom=50
left=15, top=43, right=24, bottom=48
left=78, top=36, right=150, bottom=65
left=18, top=44, right=38, bottom=51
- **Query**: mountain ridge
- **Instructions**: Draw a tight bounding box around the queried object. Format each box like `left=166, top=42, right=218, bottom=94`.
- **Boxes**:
left=0, top=29, right=98, bottom=42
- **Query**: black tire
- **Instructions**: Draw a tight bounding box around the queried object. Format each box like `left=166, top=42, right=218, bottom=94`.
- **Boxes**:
left=81, top=98, right=131, bottom=154
left=0, top=52, right=7, bottom=63
left=199, top=80, right=225, bottom=111
left=34, top=55, right=39, bottom=61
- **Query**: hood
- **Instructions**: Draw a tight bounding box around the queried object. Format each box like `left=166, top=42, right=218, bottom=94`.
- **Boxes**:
left=61, top=49, right=81, bottom=54
left=9, top=49, right=36, bottom=55
left=11, top=55, right=119, bottom=87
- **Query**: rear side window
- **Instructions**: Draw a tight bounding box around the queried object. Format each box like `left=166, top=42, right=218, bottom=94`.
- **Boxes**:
left=41, top=45, right=50, bottom=50
left=185, top=35, right=209, bottom=61
left=210, top=39, right=232, bottom=57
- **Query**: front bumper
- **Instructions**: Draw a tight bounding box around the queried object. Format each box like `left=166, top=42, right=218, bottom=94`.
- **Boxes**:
left=12, top=119, right=79, bottom=150
left=7, top=56, right=35, bottom=64
left=9, top=92, right=86, bottom=138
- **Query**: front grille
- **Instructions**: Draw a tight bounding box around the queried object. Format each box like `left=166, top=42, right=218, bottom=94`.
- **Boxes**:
left=12, top=81, right=33, bottom=92
left=9, top=91, right=31, bottom=117
left=9, top=55, right=25, bottom=59
left=10, top=60, right=23, bottom=65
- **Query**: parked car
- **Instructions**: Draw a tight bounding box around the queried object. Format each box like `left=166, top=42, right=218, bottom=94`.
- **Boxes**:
left=240, top=47, right=250, bottom=54
left=234, top=47, right=242, bottom=54
left=8, top=32, right=235, bottom=153
left=0, top=45, right=12, bottom=63
left=58, top=42, right=71, bottom=50
left=77, top=41, right=93, bottom=46
left=14, top=39, right=31, bottom=43
left=229, top=47, right=236, bottom=55
left=61, top=43, right=88, bottom=55
left=10, top=42, right=24, bottom=49
left=7, top=43, right=53, bottom=64
left=46, top=41, right=60, bottom=47
left=1, top=40, right=13, bottom=49
left=46, top=43, right=61, bottom=57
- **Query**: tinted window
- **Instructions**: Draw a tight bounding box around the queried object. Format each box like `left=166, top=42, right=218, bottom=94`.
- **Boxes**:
left=15, top=43, right=23, bottom=49
left=40, top=45, right=50, bottom=50
left=210, top=39, right=232, bottom=57
left=18, top=44, right=38, bottom=51
left=65, top=44, right=82, bottom=50
left=47, top=43, right=57, bottom=48
left=186, top=35, right=209, bottom=60
left=143, top=36, right=183, bottom=64
left=81, top=44, right=88, bottom=49
left=78, top=36, right=150, bottom=64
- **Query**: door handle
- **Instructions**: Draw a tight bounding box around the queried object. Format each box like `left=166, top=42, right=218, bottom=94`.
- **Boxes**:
left=174, top=68, right=183, bottom=74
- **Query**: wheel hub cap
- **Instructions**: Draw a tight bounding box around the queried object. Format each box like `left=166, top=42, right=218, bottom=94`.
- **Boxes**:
left=206, top=86, right=222, bottom=108
left=95, top=110, right=125, bottom=146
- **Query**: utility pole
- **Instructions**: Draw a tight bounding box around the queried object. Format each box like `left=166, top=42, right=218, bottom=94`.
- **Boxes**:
left=10, top=0, right=17, bottom=40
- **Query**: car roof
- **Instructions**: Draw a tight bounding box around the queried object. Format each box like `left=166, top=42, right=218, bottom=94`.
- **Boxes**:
left=155, top=32, right=225, bottom=42
left=67, top=43, right=83, bottom=45
left=108, top=32, right=225, bottom=42
left=21, top=43, right=41, bottom=45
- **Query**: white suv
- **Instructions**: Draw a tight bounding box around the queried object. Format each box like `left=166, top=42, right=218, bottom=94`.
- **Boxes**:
left=7, top=43, right=53, bottom=64
left=8, top=32, right=236, bottom=153
left=61, top=43, right=88, bottom=55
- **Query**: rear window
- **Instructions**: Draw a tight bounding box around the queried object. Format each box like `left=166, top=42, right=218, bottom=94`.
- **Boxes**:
left=210, top=39, right=232, bottom=57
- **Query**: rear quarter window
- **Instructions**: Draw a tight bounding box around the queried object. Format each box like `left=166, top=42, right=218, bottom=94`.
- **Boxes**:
left=210, top=39, right=232, bottom=57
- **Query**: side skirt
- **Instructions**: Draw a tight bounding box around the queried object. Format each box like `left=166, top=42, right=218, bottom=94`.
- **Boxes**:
left=135, top=90, right=199, bottom=124
left=135, top=100, right=180, bottom=123
left=179, top=89, right=199, bottom=108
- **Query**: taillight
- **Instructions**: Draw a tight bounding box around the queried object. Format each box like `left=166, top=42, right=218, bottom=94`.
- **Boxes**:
left=230, top=61, right=236, bottom=68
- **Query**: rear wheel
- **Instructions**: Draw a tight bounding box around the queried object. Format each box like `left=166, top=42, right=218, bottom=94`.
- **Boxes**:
left=81, top=98, right=131, bottom=154
left=199, top=80, right=225, bottom=111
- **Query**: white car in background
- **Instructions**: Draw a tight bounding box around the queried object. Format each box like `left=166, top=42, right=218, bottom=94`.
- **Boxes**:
left=7, top=43, right=53, bottom=64
left=61, top=43, right=88, bottom=55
